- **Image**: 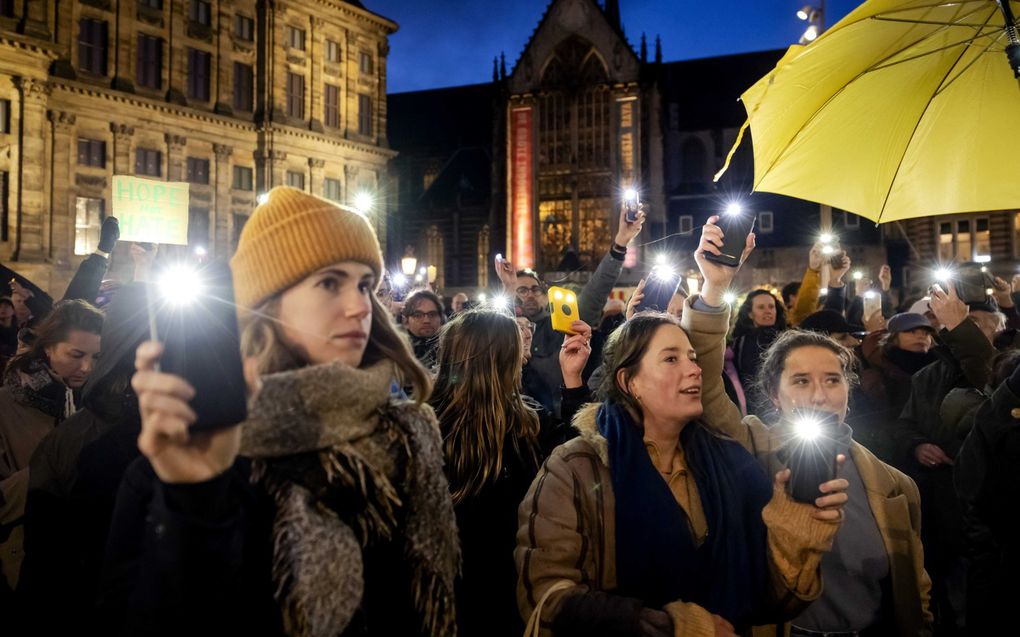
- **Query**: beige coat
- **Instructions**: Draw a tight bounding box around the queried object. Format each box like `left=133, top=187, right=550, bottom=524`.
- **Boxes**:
left=681, top=297, right=933, bottom=636
left=515, top=402, right=842, bottom=637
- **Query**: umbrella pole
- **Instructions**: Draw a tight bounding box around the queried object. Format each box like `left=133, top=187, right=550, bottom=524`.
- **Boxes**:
left=998, top=1, right=1020, bottom=76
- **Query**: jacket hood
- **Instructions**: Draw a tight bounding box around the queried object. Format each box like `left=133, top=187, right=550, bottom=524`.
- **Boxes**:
left=81, top=283, right=150, bottom=417
left=572, top=402, right=608, bottom=465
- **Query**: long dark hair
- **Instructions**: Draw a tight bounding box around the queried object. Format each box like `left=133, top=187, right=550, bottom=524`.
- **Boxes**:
left=431, top=310, right=539, bottom=503
left=8, top=300, right=104, bottom=375
left=755, top=329, right=858, bottom=419
left=732, top=289, right=786, bottom=340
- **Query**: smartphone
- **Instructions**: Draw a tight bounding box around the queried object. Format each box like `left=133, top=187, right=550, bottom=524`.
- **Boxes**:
left=636, top=269, right=681, bottom=313
left=548, top=286, right=579, bottom=334
left=623, top=189, right=640, bottom=223
left=148, top=259, right=248, bottom=431
left=863, top=292, right=881, bottom=318
left=954, top=265, right=995, bottom=304
left=783, top=409, right=840, bottom=504
left=703, top=212, right=757, bottom=268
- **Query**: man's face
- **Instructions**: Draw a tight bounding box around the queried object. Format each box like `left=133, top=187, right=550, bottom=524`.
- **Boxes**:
left=515, top=275, right=547, bottom=318
left=405, top=298, right=442, bottom=338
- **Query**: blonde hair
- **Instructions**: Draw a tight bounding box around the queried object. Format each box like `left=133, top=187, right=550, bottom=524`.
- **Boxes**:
left=430, top=311, right=539, bottom=503
left=240, top=292, right=431, bottom=402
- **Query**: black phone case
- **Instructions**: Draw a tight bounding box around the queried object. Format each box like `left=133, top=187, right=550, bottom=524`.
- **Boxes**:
left=153, top=260, right=248, bottom=431
left=787, top=439, right=838, bottom=504
left=703, top=213, right=756, bottom=268
left=636, top=276, right=679, bottom=313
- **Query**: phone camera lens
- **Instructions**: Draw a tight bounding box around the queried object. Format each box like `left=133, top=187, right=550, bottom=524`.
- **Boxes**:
left=562, top=304, right=573, bottom=316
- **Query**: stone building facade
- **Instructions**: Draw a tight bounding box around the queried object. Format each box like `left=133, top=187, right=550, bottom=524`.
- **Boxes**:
left=0, top=0, right=395, bottom=292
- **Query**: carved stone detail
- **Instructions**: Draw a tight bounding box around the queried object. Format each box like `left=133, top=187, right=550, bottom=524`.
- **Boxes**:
left=47, top=110, right=76, bottom=130
left=191, top=190, right=212, bottom=203
left=213, top=144, right=233, bottom=159
left=286, top=53, right=305, bottom=65
left=308, top=158, right=325, bottom=169
left=232, top=196, right=254, bottom=206
left=15, top=77, right=51, bottom=101
left=164, top=133, right=187, bottom=148
left=268, top=150, right=288, bottom=161
left=75, top=174, right=107, bottom=188
left=110, top=122, right=135, bottom=137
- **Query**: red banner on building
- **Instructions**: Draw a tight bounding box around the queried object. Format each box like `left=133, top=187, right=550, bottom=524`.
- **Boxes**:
left=509, top=107, right=534, bottom=269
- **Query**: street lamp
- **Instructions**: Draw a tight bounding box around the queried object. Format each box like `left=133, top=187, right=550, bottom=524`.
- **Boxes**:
left=797, top=2, right=826, bottom=45
left=401, top=246, right=418, bottom=277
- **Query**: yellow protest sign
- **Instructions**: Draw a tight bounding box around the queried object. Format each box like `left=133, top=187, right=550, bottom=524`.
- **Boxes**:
left=112, top=175, right=190, bottom=245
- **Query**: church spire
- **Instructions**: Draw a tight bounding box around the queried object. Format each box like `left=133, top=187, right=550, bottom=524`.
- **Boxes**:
left=655, top=35, right=662, bottom=64
left=640, top=33, right=647, bottom=63
left=492, top=57, right=499, bottom=82
left=604, top=0, right=621, bottom=31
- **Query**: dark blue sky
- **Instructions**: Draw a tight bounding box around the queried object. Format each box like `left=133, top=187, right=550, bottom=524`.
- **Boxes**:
left=371, top=0, right=861, bottom=93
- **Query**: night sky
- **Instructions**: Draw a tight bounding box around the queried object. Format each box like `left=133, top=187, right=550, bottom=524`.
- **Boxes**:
left=371, top=0, right=862, bottom=94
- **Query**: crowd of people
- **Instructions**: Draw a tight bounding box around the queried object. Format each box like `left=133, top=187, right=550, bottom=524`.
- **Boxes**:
left=0, top=185, right=1017, bottom=636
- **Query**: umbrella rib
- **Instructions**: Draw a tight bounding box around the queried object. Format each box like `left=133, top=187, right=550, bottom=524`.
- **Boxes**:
left=935, top=29, right=1005, bottom=96
left=753, top=2, right=987, bottom=191
left=869, top=29, right=1002, bottom=72
left=875, top=9, right=994, bottom=223
left=872, top=16, right=997, bottom=28
left=878, top=0, right=990, bottom=15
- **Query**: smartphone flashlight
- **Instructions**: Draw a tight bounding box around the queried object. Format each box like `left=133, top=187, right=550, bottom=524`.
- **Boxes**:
left=624, top=188, right=640, bottom=223
left=852, top=271, right=863, bottom=281
left=793, top=415, right=823, bottom=442
left=724, top=202, right=743, bottom=216
left=934, top=268, right=953, bottom=282
left=819, top=233, right=834, bottom=245
left=157, top=265, right=204, bottom=308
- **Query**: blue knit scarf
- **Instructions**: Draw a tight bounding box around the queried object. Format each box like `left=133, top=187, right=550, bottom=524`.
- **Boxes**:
left=597, top=401, right=773, bottom=628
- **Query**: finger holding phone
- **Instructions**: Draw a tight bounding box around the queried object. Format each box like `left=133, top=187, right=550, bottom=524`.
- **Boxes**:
left=559, top=320, right=592, bottom=389
left=929, top=282, right=968, bottom=331
left=615, top=190, right=646, bottom=248
left=695, top=214, right=755, bottom=307
left=132, top=341, right=241, bottom=483
left=494, top=253, right=517, bottom=293
left=626, top=278, right=647, bottom=321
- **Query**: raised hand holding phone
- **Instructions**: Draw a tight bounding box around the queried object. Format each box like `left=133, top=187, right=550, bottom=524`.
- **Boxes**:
left=696, top=214, right=755, bottom=307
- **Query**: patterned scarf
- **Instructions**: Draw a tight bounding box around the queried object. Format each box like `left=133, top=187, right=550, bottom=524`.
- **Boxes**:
left=4, top=356, right=74, bottom=420
left=239, top=359, right=459, bottom=637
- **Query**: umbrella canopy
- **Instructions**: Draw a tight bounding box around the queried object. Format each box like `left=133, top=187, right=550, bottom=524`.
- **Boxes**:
left=723, top=0, right=1020, bottom=223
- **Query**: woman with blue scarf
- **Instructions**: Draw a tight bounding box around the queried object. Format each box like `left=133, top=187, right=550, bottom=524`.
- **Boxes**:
left=515, top=219, right=849, bottom=637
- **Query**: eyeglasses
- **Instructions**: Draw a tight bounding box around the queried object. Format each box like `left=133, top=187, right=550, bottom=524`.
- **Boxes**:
left=516, top=286, right=544, bottom=296
left=409, top=311, right=441, bottom=320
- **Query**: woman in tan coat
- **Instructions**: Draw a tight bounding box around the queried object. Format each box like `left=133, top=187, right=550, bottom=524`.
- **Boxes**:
left=681, top=223, right=933, bottom=636
left=516, top=220, right=849, bottom=637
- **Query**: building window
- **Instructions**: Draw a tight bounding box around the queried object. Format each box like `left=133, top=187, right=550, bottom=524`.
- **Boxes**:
left=186, top=157, right=209, bottom=184
left=77, top=138, right=106, bottom=168
left=678, top=215, right=693, bottom=235
left=286, top=73, right=305, bottom=119
left=135, top=148, right=162, bottom=177
left=325, top=39, right=341, bottom=63
left=759, top=211, right=774, bottom=234
left=359, top=51, right=373, bottom=74
left=75, top=197, right=104, bottom=255
left=139, top=0, right=163, bottom=8
left=136, top=34, right=163, bottom=89
left=233, top=62, right=253, bottom=112
left=190, top=0, right=211, bottom=26
left=232, top=166, right=253, bottom=191
left=938, top=217, right=990, bottom=262
left=844, top=211, right=860, bottom=229
left=286, top=171, right=305, bottom=190
left=324, top=84, right=340, bottom=128
left=288, top=26, right=306, bottom=51
left=0, top=0, right=15, bottom=18
left=422, top=164, right=439, bottom=192
left=358, top=94, right=372, bottom=136
left=0, top=99, right=10, bottom=134
left=234, top=14, right=254, bottom=41
left=187, top=48, right=211, bottom=101
left=324, top=178, right=341, bottom=202
left=78, top=18, right=108, bottom=75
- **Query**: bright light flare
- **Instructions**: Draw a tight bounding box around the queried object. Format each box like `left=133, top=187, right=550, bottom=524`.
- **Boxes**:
left=158, top=265, right=204, bottom=306
left=654, top=253, right=667, bottom=266
left=819, top=233, right=834, bottom=245
left=975, top=255, right=991, bottom=263
left=566, top=292, right=576, bottom=303
left=793, top=416, right=822, bottom=442
left=852, top=271, right=863, bottom=281
left=803, top=24, right=819, bottom=41
left=478, top=292, right=487, bottom=303
left=392, top=273, right=407, bottom=287
left=353, top=191, right=373, bottom=213
left=193, top=246, right=207, bottom=258
left=723, top=292, right=737, bottom=305
left=623, top=188, right=638, bottom=203
left=864, top=290, right=878, bottom=299
left=934, top=268, right=953, bottom=281
left=986, top=287, right=995, bottom=296
left=553, top=289, right=564, bottom=301
left=490, top=295, right=509, bottom=311
left=821, top=245, right=835, bottom=255
left=256, top=193, right=269, bottom=205
left=819, top=287, right=828, bottom=296
left=650, top=264, right=676, bottom=281
left=724, top=202, right=743, bottom=216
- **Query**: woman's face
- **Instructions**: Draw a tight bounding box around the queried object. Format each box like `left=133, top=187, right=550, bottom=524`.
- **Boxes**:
left=666, top=293, right=686, bottom=319
left=623, top=324, right=703, bottom=426
left=278, top=261, right=374, bottom=368
left=895, top=328, right=933, bottom=353
left=772, top=345, right=849, bottom=422
left=516, top=317, right=534, bottom=365
left=750, top=294, right=777, bottom=328
left=0, top=303, right=14, bottom=324
left=45, top=329, right=101, bottom=389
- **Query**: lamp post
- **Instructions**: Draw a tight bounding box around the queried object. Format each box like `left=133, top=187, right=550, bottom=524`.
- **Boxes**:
left=401, top=246, right=417, bottom=277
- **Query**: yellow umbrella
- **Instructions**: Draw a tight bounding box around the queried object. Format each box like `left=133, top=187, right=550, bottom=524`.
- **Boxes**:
left=718, top=0, right=1020, bottom=223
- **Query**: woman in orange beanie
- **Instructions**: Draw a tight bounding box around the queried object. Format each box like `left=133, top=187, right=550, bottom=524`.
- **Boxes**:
left=102, top=187, right=459, bottom=637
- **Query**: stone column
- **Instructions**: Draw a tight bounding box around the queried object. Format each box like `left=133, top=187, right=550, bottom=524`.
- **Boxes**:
left=13, top=77, right=51, bottom=261
left=112, top=0, right=137, bottom=92
left=377, top=39, right=390, bottom=146
left=343, top=164, right=358, bottom=206
left=212, top=143, right=233, bottom=256
left=308, top=158, right=325, bottom=198
left=268, top=150, right=287, bottom=188
left=165, top=133, right=187, bottom=181
left=214, top=0, right=233, bottom=115
left=110, top=123, right=135, bottom=175
left=48, top=110, right=76, bottom=265
left=309, top=17, right=324, bottom=132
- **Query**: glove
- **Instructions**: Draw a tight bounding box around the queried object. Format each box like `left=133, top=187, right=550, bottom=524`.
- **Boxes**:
left=98, top=216, right=120, bottom=253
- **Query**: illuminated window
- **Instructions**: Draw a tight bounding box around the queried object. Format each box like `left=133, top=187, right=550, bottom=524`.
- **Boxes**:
left=323, top=178, right=341, bottom=202
left=326, top=40, right=341, bottom=63
left=286, top=72, right=304, bottom=119
left=75, top=197, right=103, bottom=255
left=286, top=171, right=304, bottom=190
left=939, top=217, right=989, bottom=262
left=324, top=84, right=340, bottom=128
left=232, top=166, right=253, bottom=191
left=77, top=138, right=106, bottom=168
left=288, top=26, right=305, bottom=51
left=359, top=51, right=373, bottom=74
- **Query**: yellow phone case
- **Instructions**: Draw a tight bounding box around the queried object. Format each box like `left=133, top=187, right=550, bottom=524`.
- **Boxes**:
left=548, top=286, right=579, bottom=334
